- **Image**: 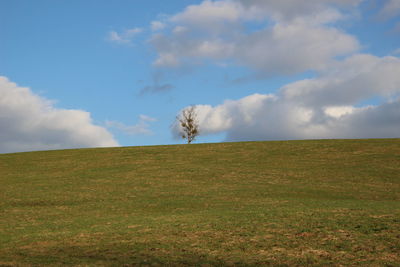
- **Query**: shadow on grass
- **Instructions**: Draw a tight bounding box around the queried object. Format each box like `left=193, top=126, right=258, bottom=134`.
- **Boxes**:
left=6, top=244, right=293, bottom=266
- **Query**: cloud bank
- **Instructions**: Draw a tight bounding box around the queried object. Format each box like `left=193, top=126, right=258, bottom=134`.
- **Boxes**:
left=179, top=54, right=400, bottom=141
left=150, top=0, right=360, bottom=74
left=163, top=0, right=400, bottom=141
left=0, top=76, right=119, bottom=153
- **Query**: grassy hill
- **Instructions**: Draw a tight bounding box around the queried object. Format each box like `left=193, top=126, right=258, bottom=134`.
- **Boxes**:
left=1, top=139, right=399, bottom=266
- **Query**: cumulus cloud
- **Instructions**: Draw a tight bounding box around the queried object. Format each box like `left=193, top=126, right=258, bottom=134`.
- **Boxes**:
left=236, top=0, right=361, bottom=22
left=171, top=0, right=360, bottom=25
left=149, top=0, right=359, bottom=74
left=0, top=76, right=119, bottom=153
left=170, top=0, right=243, bottom=26
left=172, top=54, right=400, bottom=141
left=233, top=23, right=358, bottom=74
left=106, top=115, right=157, bottom=135
left=154, top=1, right=400, bottom=141
left=183, top=96, right=400, bottom=142
left=282, top=54, right=400, bottom=107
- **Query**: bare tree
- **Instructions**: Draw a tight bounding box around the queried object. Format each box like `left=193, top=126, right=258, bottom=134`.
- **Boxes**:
left=177, top=106, right=199, bottom=144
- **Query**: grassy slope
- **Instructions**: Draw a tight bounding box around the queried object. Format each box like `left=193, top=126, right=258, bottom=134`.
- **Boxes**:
left=0, top=139, right=399, bottom=266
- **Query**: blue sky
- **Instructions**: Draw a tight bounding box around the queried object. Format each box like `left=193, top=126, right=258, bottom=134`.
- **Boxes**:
left=0, top=0, right=399, bottom=153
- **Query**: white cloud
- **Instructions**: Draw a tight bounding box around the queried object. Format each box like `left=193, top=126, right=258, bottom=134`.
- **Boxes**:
left=172, top=26, right=188, bottom=34
left=326, top=100, right=400, bottom=139
left=107, top=27, right=143, bottom=44
left=171, top=0, right=360, bottom=26
left=182, top=96, right=400, bottom=142
left=172, top=53, right=400, bottom=141
left=125, top=27, right=143, bottom=36
left=153, top=52, right=180, bottom=67
left=197, top=94, right=276, bottom=134
left=106, top=115, right=156, bottom=135
left=151, top=0, right=400, bottom=141
left=151, top=22, right=358, bottom=73
left=236, top=0, right=361, bottom=22
left=139, top=114, right=157, bottom=122
left=282, top=54, right=400, bottom=107
left=108, top=31, right=127, bottom=43
left=151, top=21, right=166, bottom=31
left=324, top=106, right=356, bottom=118
left=234, top=22, right=359, bottom=74
left=175, top=94, right=321, bottom=141
left=0, top=76, right=119, bottom=153
left=171, top=0, right=243, bottom=26
left=149, top=0, right=359, bottom=73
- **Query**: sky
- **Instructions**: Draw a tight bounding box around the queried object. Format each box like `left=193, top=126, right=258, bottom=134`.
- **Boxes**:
left=0, top=0, right=399, bottom=153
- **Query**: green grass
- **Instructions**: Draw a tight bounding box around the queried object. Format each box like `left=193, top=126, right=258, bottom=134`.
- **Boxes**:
left=1, top=139, right=399, bottom=266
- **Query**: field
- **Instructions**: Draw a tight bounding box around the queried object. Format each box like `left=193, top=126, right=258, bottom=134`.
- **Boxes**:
left=0, top=139, right=399, bottom=266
